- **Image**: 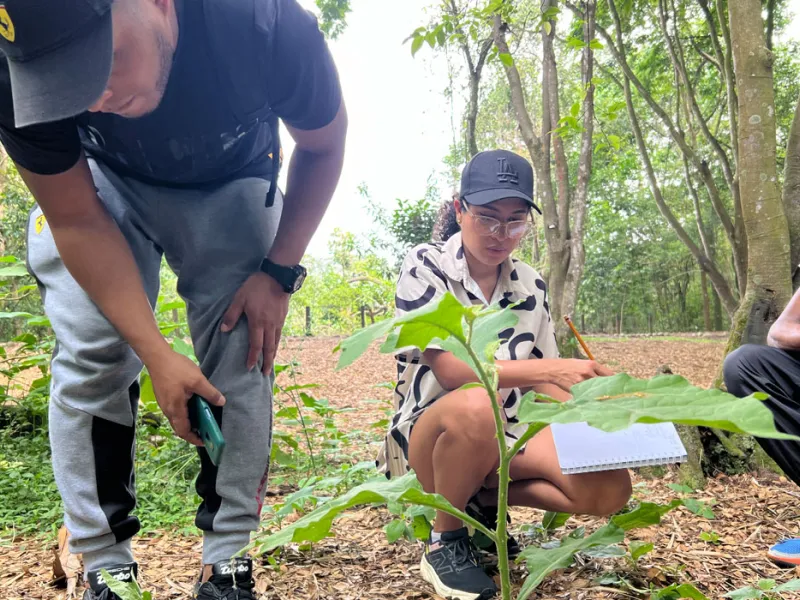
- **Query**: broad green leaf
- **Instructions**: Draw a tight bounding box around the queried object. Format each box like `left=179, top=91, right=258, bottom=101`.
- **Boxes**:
left=775, top=579, right=800, bottom=592
left=724, top=587, right=763, bottom=599
left=629, top=540, right=653, bottom=561
left=411, top=35, right=424, bottom=56
left=611, top=500, right=682, bottom=531
left=543, top=20, right=552, bottom=35
left=589, top=38, right=604, bottom=50
left=571, top=102, right=580, bottom=118
left=384, top=519, right=407, bottom=543
left=393, top=293, right=467, bottom=351
left=542, top=511, right=571, bottom=531
left=100, top=570, right=143, bottom=600
left=26, top=315, right=50, bottom=327
left=654, top=583, right=710, bottom=600
left=516, top=524, right=624, bottom=600
left=439, top=305, right=517, bottom=372
left=138, top=373, right=158, bottom=414
left=608, top=134, right=621, bottom=150
left=0, top=256, right=18, bottom=263
left=518, top=374, right=799, bottom=441
left=0, top=264, right=31, bottom=278
left=411, top=514, right=433, bottom=539
left=756, top=579, right=775, bottom=591
left=335, top=318, right=395, bottom=370
left=251, top=471, right=487, bottom=553
left=499, top=52, right=513, bottom=67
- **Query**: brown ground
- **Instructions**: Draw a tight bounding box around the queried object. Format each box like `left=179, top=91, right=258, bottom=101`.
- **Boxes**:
left=4, top=335, right=800, bottom=599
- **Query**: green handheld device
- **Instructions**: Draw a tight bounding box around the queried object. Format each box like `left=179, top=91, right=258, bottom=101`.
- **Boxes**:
left=188, top=394, right=226, bottom=466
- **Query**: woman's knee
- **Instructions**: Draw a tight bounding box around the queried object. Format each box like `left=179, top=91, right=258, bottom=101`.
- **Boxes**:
left=451, top=388, right=499, bottom=445
left=572, top=470, right=632, bottom=517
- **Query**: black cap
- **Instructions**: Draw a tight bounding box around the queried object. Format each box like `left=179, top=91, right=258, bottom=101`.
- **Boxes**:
left=0, top=0, right=114, bottom=128
left=460, top=149, right=540, bottom=214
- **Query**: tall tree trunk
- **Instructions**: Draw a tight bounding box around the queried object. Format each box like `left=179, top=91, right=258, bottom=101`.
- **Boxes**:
left=701, top=270, right=711, bottom=331
left=725, top=0, right=793, bottom=352
left=783, top=96, right=800, bottom=288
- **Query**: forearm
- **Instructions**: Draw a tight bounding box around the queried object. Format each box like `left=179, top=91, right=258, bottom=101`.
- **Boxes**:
left=768, top=287, right=800, bottom=350
left=425, top=349, right=561, bottom=391
left=268, top=112, right=347, bottom=266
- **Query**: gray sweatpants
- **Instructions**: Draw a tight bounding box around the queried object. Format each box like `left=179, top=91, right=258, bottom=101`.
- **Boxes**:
left=26, top=159, right=280, bottom=570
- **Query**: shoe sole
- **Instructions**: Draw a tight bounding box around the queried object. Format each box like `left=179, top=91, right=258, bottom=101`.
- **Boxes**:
left=419, top=555, right=495, bottom=600
left=767, top=550, right=800, bottom=569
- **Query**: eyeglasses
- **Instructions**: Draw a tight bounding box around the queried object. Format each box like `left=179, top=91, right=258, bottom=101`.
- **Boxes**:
left=463, top=205, right=531, bottom=238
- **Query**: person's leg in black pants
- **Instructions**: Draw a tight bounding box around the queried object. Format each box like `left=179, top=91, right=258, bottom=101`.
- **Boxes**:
left=723, top=344, right=800, bottom=566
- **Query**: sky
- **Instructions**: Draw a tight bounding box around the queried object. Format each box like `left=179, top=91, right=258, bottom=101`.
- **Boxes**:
left=286, top=0, right=800, bottom=258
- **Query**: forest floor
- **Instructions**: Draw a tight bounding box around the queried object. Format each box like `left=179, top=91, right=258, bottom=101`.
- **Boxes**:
left=4, top=334, right=800, bottom=599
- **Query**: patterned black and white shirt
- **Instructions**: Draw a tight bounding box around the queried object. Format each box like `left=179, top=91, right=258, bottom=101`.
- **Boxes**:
left=376, top=232, right=559, bottom=479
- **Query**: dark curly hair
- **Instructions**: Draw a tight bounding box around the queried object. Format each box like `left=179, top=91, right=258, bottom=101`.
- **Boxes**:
left=432, top=193, right=462, bottom=242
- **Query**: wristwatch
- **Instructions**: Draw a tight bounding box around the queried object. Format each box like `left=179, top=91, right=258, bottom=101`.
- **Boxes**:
left=260, top=258, right=307, bottom=294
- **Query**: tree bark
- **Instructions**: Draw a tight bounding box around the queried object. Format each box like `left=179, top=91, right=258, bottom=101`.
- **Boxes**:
left=701, top=270, right=711, bottom=331
left=783, top=96, right=800, bottom=287
left=725, top=0, right=793, bottom=351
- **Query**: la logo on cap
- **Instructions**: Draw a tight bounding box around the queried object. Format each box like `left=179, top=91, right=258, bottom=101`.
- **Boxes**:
left=497, top=157, right=519, bottom=185
left=0, top=5, right=14, bottom=43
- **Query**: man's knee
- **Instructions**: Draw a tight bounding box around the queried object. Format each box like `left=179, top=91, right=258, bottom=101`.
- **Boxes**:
left=723, top=344, right=768, bottom=397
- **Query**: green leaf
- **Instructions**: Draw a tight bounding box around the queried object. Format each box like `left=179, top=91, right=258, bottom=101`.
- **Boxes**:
left=571, top=102, right=580, bottom=118
left=384, top=519, right=407, bottom=543
left=516, top=524, right=624, bottom=600
left=171, top=338, right=196, bottom=361
left=411, top=35, right=424, bottom=56
left=654, top=583, right=710, bottom=599
left=756, top=579, right=776, bottom=591
left=543, top=20, right=552, bottom=35
left=411, top=513, right=433, bottom=539
left=589, top=38, right=604, bottom=50
left=335, top=319, right=395, bottom=370
left=542, top=511, right=571, bottom=531
left=26, top=315, right=50, bottom=327
left=611, top=500, right=682, bottom=531
left=0, top=256, right=18, bottom=263
left=667, top=483, right=694, bottom=494
left=425, top=31, right=436, bottom=48
left=499, top=52, right=514, bottom=67
left=0, top=264, right=31, bottom=278
left=393, top=293, right=467, bottom=351
left=518, top=373, right=799, bottom=441
left=724, top=587, right=763, bottom=599
left=100, top=570, right=143, bottom=600
left=251, top=471, right=489, bottom=553
left=0, top=311, right=32, bottom=319
left=608, top=134, right=621, bottom=150
left=629, top=540, right=653, bottom=561
left=774, top=579, right=800, bottom=592
left=139, top=373, right=158, bottom=414
left=682, top=498, right=715, bottom=519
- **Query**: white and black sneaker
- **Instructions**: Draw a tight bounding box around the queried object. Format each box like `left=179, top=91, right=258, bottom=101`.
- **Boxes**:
left=83, top=563, right=139, bottom=600
left=420, top=528, right=498, bottom=600
left=194, top=557, right=255, bottom=600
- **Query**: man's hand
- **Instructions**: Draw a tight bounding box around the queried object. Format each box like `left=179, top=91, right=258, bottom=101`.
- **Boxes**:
left=535, top=359, right=614, bottom=392
left=147, top=350, right=226, bottom=446
left=220, top=272, right=289, bottom=374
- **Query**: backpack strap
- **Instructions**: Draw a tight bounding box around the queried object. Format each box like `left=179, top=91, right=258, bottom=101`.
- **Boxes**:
left=202, top=0, right=281, bottom=207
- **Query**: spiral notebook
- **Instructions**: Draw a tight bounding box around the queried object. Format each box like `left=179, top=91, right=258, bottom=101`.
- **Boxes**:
left=551, top=422, right=688, bottom=474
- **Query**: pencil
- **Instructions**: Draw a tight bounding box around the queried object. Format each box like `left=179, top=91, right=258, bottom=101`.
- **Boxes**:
left=563, top=315, right=595, bottom=361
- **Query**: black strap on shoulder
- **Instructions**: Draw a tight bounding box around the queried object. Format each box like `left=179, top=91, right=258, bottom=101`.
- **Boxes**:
left=202, top=0, right=281, bottom=207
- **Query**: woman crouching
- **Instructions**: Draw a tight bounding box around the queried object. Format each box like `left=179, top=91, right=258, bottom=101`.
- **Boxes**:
left=376, top=150, right=632, bottom=600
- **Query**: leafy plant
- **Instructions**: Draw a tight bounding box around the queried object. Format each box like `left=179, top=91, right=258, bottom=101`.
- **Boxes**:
left=100, top=569, right=152, bottom=600
left=725, top=579, right=800, bottom=599
left=249, top=293, right=795, bottom=599
left=699, top=531, right=721, bottom=544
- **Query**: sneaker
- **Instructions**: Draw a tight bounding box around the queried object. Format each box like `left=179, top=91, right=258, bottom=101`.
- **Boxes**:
left=419, top=528, right=498, bottom=600
left=767, top=539, right=800, bottom=568
left=194, top=557, right=255, bottom=600
left=466, top=498, right=521, bottom=560
left=83, top=563, right=139, bottom=600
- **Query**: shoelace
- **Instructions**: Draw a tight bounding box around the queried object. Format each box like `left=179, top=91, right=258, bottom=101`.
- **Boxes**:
left=448, top=537, right=481, bottom=571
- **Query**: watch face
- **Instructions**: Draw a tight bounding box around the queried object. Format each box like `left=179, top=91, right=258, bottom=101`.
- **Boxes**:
left=292, top=269, right=307, bottom=293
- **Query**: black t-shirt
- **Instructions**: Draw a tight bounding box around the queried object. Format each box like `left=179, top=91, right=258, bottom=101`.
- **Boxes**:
left=0, top=0, right=341, bottom=186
